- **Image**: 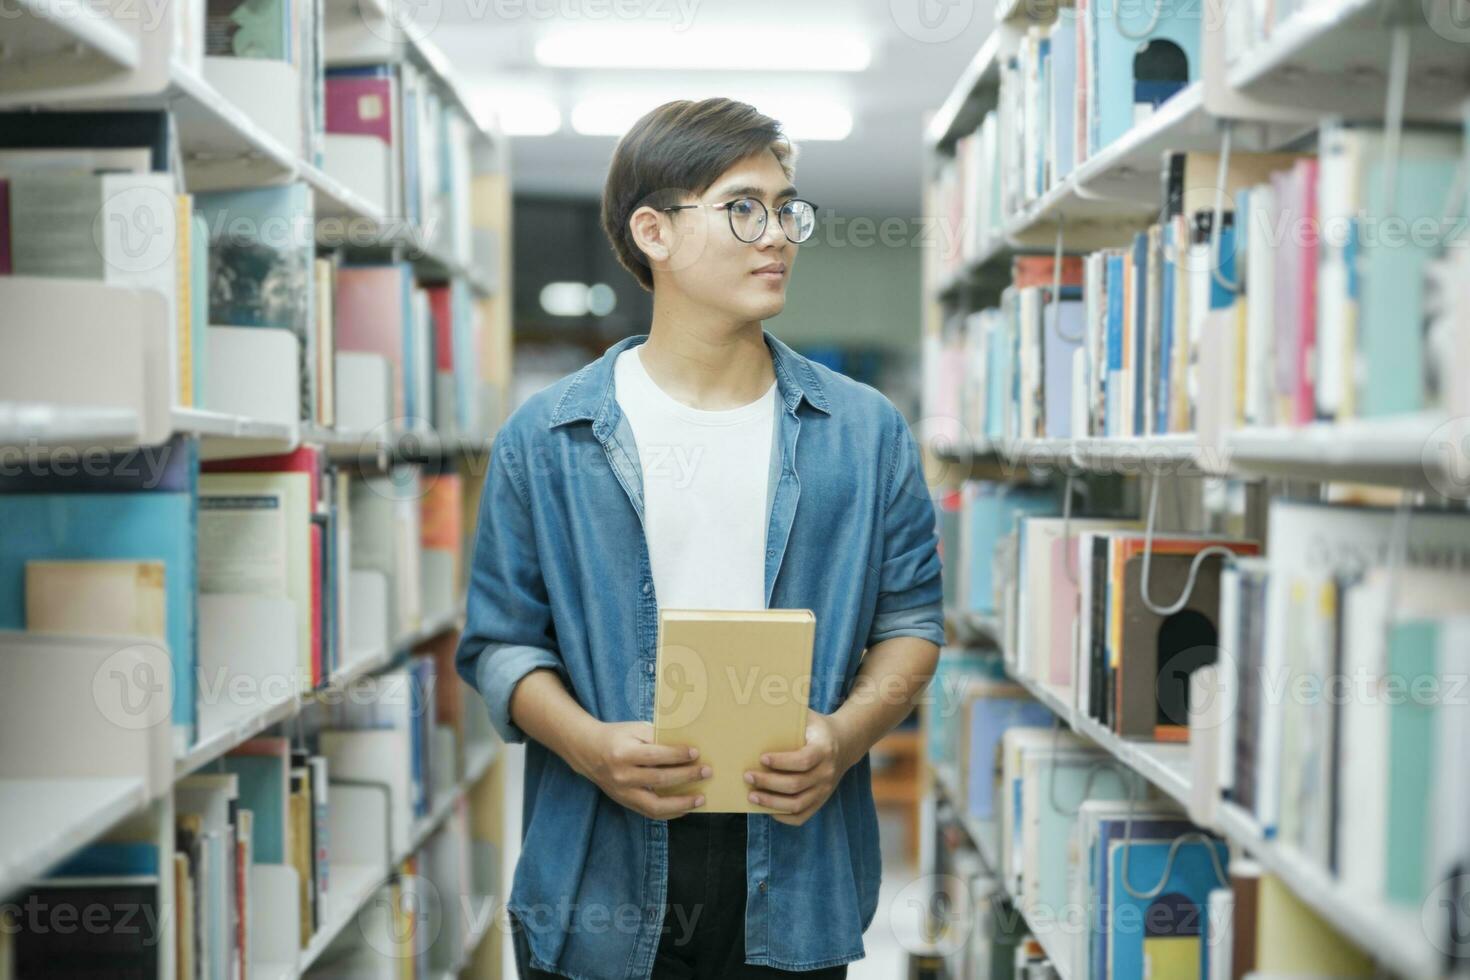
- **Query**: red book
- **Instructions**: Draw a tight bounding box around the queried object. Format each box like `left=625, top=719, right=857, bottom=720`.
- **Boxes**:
left=336, top=266, right=407, bottom=419
left=203, top=445, right=322, bottom=501
left=426, top=284, right=454, bottom=373
left=308, top=521, right=323, bottom=688
left=1294, top=158, right=1320, bottom=425
left=1012, top=255, right=1084, bottom=290
left=325, top=74, right=395, bottom=145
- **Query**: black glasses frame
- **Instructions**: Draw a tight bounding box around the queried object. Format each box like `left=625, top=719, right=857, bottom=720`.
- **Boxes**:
left=659, top=196, right=820, bottom=244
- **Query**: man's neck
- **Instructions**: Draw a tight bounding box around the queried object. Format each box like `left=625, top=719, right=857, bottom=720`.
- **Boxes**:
left=637, top=293, right=776, bottom=411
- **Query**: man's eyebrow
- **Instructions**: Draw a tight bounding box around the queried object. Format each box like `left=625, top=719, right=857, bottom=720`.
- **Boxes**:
left=714, top=183, right=799, bottom=201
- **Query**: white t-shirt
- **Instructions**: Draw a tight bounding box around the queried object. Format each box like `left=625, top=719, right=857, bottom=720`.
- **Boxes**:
left=613, top=346, right=777, bottom=611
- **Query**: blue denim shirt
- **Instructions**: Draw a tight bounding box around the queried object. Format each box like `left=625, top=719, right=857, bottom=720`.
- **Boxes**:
left=454, top=329, right=944, bottom=979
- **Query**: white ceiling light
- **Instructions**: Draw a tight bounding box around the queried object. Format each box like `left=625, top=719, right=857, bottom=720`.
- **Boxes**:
left=571, top=95, right=853, bottom=141
left=539, top=282, right=589, bottom=317
left=478, top=93, right=562, bottom=136
left=536, top=27, right=871, bottom=72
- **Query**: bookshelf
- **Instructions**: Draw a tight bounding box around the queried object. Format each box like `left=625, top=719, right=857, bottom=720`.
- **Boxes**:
left=0, top=0, right=517, bottom=974
left=922, top=0, right=1470, bottom=977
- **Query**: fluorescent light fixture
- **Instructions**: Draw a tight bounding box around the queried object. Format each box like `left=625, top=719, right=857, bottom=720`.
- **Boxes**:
left=477, top=93, right=561, bottom=136
left=571, top=95, right=852, bottom=141
left=536, top=27, right=871, bottom=72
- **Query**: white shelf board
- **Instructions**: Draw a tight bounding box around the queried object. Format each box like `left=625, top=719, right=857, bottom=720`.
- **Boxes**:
left=0, top=0, right=139, bottom=94
left=1213, top=803, right=1443, bottom=979
left=932, top=763, right=1001, bottom=871
left=931, top=761, right=1070, bottom=977
left=1225, top=414, right=1455, bottom=487
left=172, top=407, right=302, bottom=460
left=299, top=780, right=479, bottom=973
left=0, top=402, right=141, bottom=449
left=1225, top=0, right=1470, bottom=124
left=1005, top=84, right=1219, bottom=249
left=925, top=31, right=1004, bottom=150
left=175, top=693, right=302, bottom=780
left=299, top=860, right=390, bottom=971
left=0, top=777, right=150, bottom=901
left=393, top=602, right=465, bottom=653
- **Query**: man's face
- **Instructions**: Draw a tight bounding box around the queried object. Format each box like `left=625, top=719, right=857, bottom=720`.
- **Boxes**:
left=659, top=149, right=801, bottom=321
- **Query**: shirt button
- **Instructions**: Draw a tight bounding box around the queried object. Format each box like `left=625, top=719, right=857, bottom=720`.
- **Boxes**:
left=765, top=549, right=775, bottom=558
left=758, top=880, right=767, bottom=894
left=641, top=581, right=651, bottom=595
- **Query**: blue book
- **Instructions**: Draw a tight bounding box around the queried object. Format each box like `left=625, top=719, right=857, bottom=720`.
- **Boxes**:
left=1131, top=233, right=1149, bottom=437
left=1157, top=222, right=1176, bottom=434
left=1089, top=0, right=1199, bottom=152
left=1104, top=254, right=1125, bottom=436
left=217, top=753, right=288, bottom=864
left=1362, top=148, right=1458, bottom=415
left=1209, top=215, right=1237, bottom=312
left=195, top=183, right=317, bottom=421
left=1043, top=291, right=1085, bottom=438
left=452, top=280, right=477, bottom=432
left=48, top=841, right=160, bottom=878
left=964, top=484, right=1060, bottom=613
left=1048, top=18, right=1077, bottom=185
left=0, top=489, right=197, bottom=747
left=1104, top=835, right=1228, bottom=980
left=965, top=696, right=1054, bottom=820
left=1090, top=815, right=1198, bottom=975
left=985, top=313, right=1011, bottom=440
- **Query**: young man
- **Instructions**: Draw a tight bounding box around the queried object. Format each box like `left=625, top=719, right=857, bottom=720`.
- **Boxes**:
left=455, top=98, right=944, bottom=980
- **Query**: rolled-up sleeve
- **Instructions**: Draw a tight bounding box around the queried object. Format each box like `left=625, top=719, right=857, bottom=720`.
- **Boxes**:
left=866, top=407, right=946, bottom=648
left=454, top=431, right=566, bottom=744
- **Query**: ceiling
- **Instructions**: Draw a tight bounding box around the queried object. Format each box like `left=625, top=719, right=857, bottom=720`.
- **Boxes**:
left=429, top=0, right=996, bottom=218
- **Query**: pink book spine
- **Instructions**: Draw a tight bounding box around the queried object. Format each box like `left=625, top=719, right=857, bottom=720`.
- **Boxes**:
left=324, top=77, right=394, bottom=145
left=1294, top=158, right=1319, bottom=425
left=335, top=268, right=406, bottom=419
left=427, top=285, right=454, bottom=372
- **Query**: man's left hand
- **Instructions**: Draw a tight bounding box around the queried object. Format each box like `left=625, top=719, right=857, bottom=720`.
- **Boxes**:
left=744, top=711, right=858, bottom=826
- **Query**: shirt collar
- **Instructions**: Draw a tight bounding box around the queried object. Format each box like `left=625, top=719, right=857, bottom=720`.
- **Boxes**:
left=547, top=328, right=831, bottom=429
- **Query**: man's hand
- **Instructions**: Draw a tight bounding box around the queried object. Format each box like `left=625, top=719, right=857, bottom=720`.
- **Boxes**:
left=570, top=720, right=711, bottom=821
left=744, top=711, right=855, bottom=826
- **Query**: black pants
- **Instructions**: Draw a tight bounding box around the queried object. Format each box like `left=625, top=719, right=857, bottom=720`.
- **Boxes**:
left=512, top=812, right=850, bottom=979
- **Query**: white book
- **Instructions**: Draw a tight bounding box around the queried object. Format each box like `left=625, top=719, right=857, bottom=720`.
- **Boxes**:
left=1243, top=182, right=1276, bottom=426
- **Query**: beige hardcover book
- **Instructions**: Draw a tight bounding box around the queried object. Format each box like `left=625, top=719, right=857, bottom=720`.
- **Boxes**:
left=653, top=608, right=815, bottom=813
left=24, top=560, right=166, bottom=638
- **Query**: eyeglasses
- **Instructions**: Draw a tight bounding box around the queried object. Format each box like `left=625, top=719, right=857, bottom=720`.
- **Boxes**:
left=660, top=196, right=819, bottom=244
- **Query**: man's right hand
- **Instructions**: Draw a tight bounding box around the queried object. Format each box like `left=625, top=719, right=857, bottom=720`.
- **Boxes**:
left=570, top=720, right=710, bottom=820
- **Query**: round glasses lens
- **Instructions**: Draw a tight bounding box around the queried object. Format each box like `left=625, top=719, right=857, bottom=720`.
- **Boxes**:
left=781, top=201, right=816, bottom=243
left=727, top=198, right=766, bottom=242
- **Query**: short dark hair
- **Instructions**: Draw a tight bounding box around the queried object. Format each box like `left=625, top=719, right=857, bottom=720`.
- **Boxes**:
left=600, top=98, right=796, bottom=292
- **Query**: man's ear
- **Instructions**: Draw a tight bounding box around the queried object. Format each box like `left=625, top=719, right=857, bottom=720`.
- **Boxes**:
left=628, top=206, right=670, bottom=268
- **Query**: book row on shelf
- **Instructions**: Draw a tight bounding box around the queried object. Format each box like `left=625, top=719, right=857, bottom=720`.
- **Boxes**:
left=0, top=0, right=517, bottom=975
left=929, top=708, right=1370, bottom=980
left=0, top=0, right=517, bottom=452
left=924, top=473, right=1470, bottom=979
left=0, top=437, right=511, bottom=975
left=0, top=103, right=511, bottom=450
left=926, top=126, right=1470, bottom=451
left=0, top=648, right=505, bottom=980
